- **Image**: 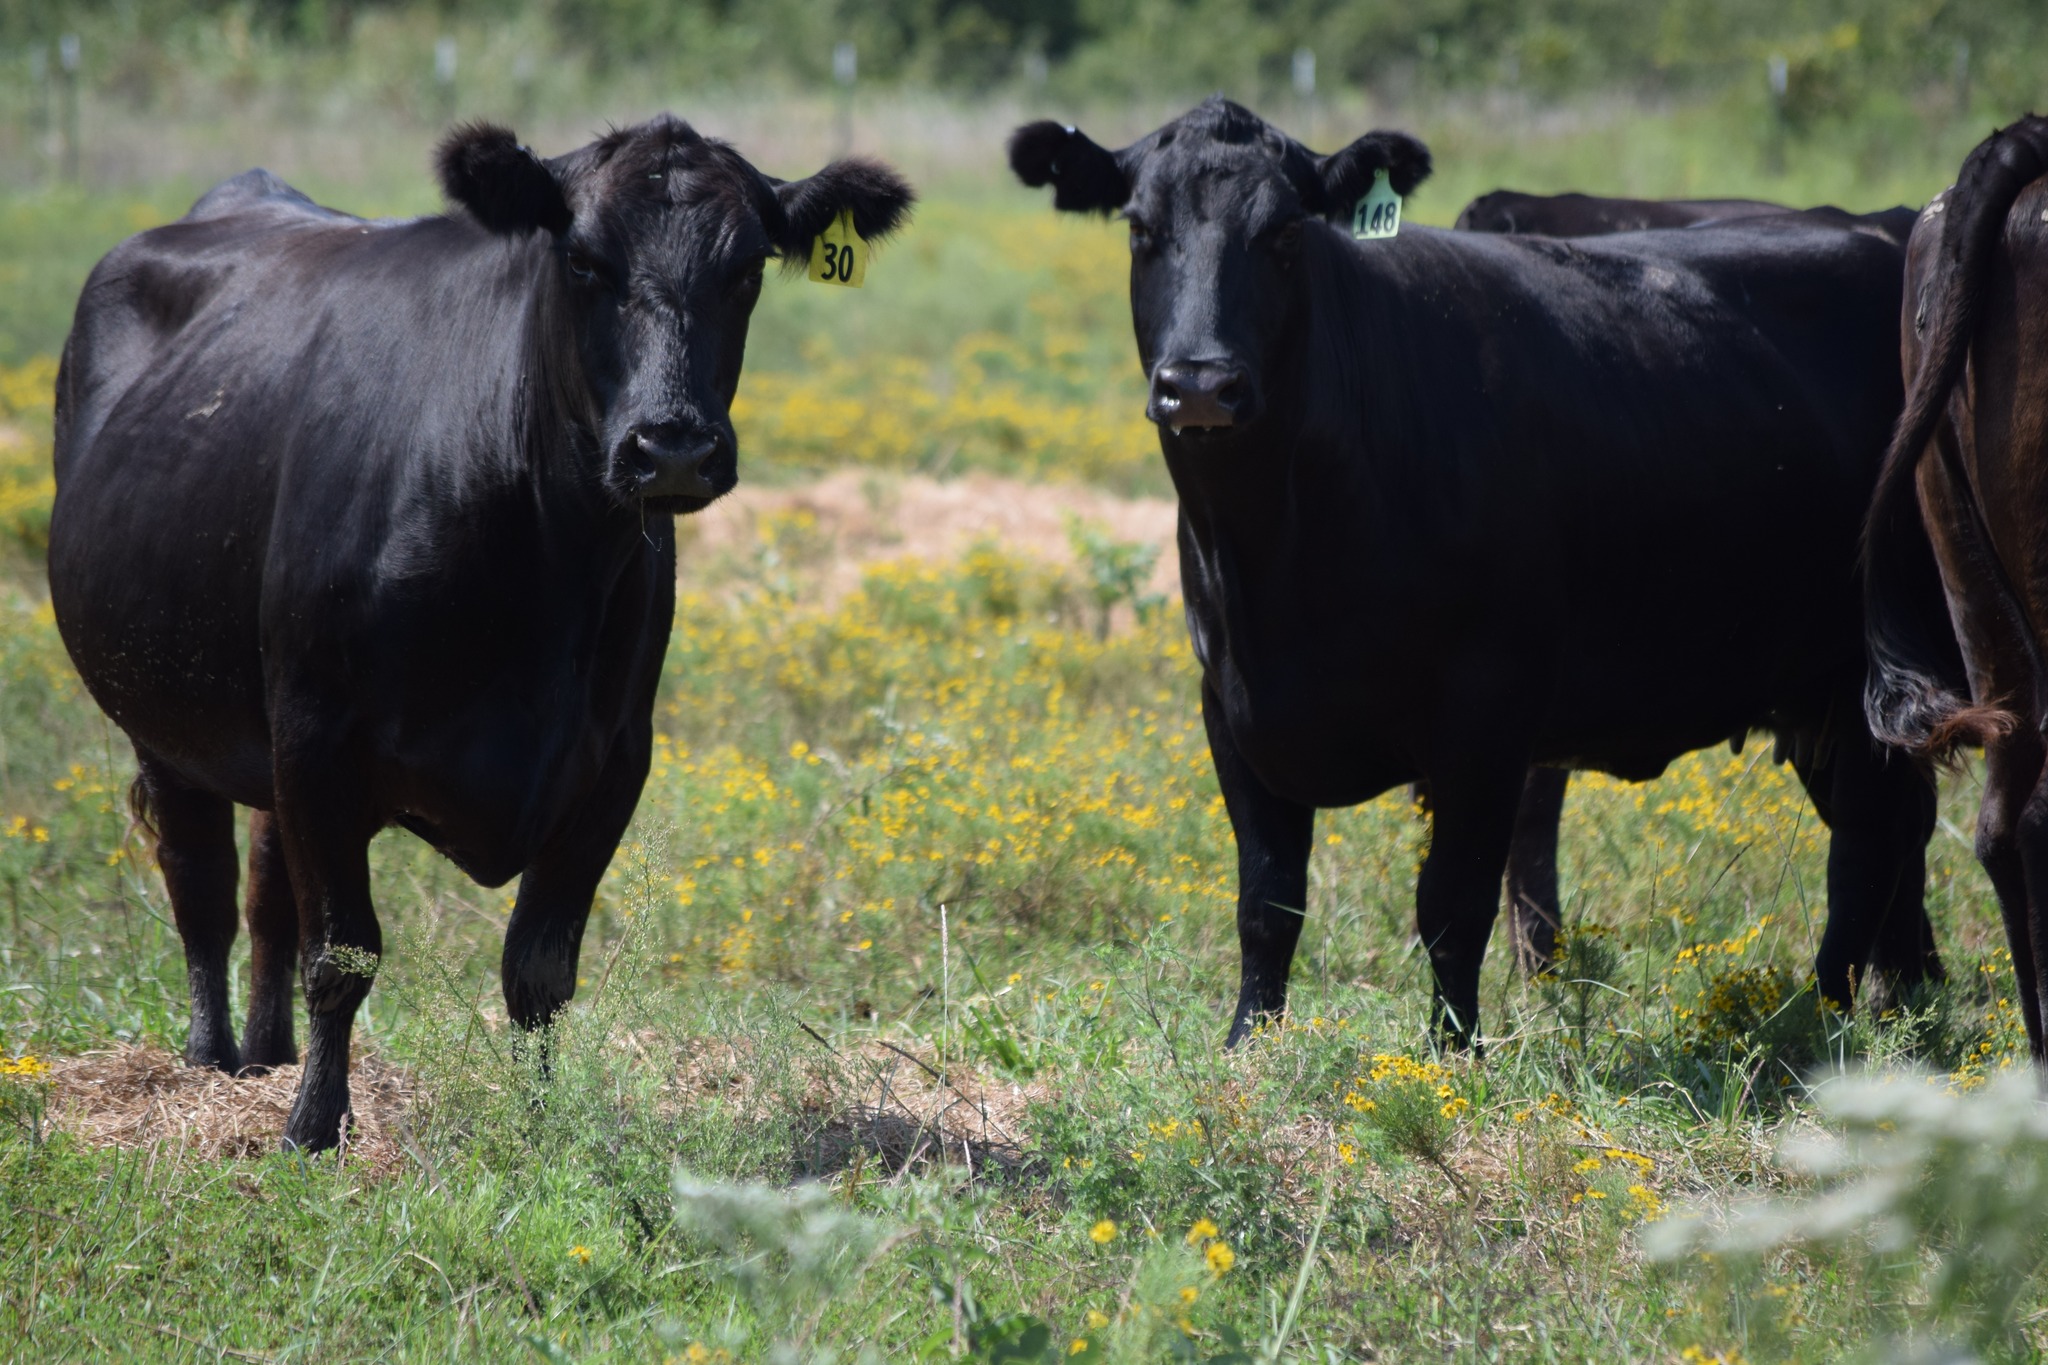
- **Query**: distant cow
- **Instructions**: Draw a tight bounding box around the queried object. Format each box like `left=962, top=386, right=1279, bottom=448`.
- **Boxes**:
left=1451, top=191, right=1928, bottom=975
left=50, top=117, right=913, bottom=1150
left=1863, top=115, right=2048, bottom=1059
left=1011, top=98, right=1944, bottom=1046
left=1454, top=190, right=1783, bottom=235
left=1460, top=190, right=1922, bottom=249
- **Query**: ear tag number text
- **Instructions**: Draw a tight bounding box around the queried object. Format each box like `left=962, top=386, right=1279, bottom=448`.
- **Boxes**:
left=1352, top=169, right=1402, bottom=241
left=808, top=208, right=868, bottom=287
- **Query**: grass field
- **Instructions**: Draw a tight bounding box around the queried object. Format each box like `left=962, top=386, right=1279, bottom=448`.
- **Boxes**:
left=3, top=91, right=2047, bottom=1363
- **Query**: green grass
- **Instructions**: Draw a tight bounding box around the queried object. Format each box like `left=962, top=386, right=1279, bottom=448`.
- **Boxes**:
left=2, top=89, right=2046, bottom=1363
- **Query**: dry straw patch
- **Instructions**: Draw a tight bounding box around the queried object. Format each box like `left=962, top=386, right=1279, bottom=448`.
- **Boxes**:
left=44, top=1044, right=414, bottom=1172
left=680, top=469, right=1178, bottom=605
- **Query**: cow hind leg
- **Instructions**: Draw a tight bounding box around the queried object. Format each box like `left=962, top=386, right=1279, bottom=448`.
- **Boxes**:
left=1860, top=763, right=1945, bottom=1012
left=239, top=810, right=299, bottom=1071
left=134, top=748, right=242, bottom=1074
left=2007, top=749, right=2048, bottom=1064
left=1976, top=732, right=2047, bottom=1058
left=1505, top=767, right=1569, bottom=977
left=1416, top=760, right=1527, bottom=1048
left=1809, top=729, right=1941, bottom=1014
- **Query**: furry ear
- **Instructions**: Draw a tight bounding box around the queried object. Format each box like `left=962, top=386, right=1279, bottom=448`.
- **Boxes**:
left=1009, top=121, right=1129, bottom=213
left=772, top=158, right=916, bottom=259
left=1316, top=131, right=1433, bottom=217
left=436, top=122, right=572, bottom=237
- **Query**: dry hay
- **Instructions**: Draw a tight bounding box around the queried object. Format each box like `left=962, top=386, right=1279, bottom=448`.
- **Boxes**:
left=679, top=469, right=1179, bottom=606
left=45, top=1044, right=414, bottom=1173
left=41, top=1033, right=1047, bottom=1186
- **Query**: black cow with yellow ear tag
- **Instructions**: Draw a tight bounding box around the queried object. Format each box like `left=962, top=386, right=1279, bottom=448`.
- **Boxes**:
left=48, top=114, right=911, bottom=1152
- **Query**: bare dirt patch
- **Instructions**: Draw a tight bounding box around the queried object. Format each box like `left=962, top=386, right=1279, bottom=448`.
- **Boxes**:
left=679, top=470, right=1179, bottom=605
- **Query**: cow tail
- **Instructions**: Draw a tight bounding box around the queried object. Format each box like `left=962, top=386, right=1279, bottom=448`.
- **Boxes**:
left=1861, top=115, right=2048, bottom=757
left=128, top=772, right=160, bottom=849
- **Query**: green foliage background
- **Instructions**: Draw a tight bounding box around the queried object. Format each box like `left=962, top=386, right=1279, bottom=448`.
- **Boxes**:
left=1, top=0, right=2044, bottom=107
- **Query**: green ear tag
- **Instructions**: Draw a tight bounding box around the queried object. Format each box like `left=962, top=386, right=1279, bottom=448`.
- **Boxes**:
left=807, top=208, right=867, bottom=288
left=1352, top=169, right=1402, bottom=241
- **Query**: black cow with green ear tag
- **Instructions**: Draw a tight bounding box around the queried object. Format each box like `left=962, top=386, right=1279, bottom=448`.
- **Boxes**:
left=47, top=114, right=912, bottom=1152
left=1008, top=96, right=1949, bottom=1051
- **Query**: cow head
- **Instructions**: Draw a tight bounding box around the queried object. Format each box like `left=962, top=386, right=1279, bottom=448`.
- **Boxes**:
left=439, top=117, right=914, bottom=513
left=1009, top=99, right=1429, bottom=447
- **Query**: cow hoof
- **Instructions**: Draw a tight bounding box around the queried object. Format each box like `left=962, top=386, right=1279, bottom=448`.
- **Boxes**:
left=185, top=1036, right=241, bottom=1075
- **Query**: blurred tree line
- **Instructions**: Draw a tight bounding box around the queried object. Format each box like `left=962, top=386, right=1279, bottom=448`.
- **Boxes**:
left=1, top=0, right=2042, bottom=111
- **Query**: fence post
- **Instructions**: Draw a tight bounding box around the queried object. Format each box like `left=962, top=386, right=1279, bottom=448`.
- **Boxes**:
left=434, top=36, right=458, bottom=124
left=1952, top=39, right=1971, bottom=118
left=1765, top=53, right=1787, bottom=176
left=1292, top=47, right=1316, bottom=142
left=832, top=41, right=856, bottom=158
left=57, top=33, right=81, bottom=184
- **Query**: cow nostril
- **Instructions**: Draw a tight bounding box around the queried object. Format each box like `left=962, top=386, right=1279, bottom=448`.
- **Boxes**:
left=1154, top=380, right=1183, bottom=407
left=1216, top=380, right=1244, bottom=409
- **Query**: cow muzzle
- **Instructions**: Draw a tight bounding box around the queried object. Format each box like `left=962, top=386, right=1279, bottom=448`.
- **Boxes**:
left=622, top=422, right=735, bottom=503
left=1148, top=359, right=1259, bottom=436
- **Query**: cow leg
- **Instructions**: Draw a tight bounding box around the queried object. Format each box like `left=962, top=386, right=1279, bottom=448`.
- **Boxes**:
left=134, top=748, right=241, bottom=1074
left=504, top=720, right=655, bottom=1032
left=1203, top=681, right=1315, bottom=1048
left=1416, top=759, right=1527, bottom=1048
left=1505, top=767, right=1569, bottom=976
left=1808, top=727, right=1941, bottom=1014
left=1977, top=732, right=2047, bottom=1057
left=2009, top=749, right=2048, bottom=1064
left=271, top=746, right=381, bottom=1153
left=1860, top=758, right=1944, bottom=1010
left=239, top=810, right=299, bottom=1072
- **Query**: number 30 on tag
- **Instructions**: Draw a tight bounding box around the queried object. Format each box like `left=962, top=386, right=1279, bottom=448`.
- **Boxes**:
left=808, top=208, right=868, bottom=287
left=1352, top=169, right=1402, bottom=241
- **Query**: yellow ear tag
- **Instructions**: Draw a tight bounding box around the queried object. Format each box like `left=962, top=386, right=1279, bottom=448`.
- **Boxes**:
left=807, top=208, right=867, bottom=287
left=1352, top=169, right=1402, bottom=241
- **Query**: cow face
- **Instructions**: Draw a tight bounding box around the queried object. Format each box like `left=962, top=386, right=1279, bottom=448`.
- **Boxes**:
left=439, top=118, right=913, bottom=513
left=1009, top=99, right=1429, bottom=446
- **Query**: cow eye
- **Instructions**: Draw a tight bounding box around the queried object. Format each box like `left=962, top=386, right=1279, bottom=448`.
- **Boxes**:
left=1126, top=217, right=1154, bottom=252
left=564, top=248, right=604, bottom=284
left=1270, top=220, right=1303, bottom=255
left=731, top=260, right=766, bottom=298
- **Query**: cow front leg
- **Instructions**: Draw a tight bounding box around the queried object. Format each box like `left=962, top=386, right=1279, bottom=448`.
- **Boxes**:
left=1415, top=760, right=1526, bottom=1049
left=1203, top=681, right=1315, bottom=1048
left=504, top=720, right=655, bottom=1032
left=134, top=747, right=242, bottom=1073
left=1505, top=766, right=1569, bottom=976
left=271, top=742, right=381, bottom=1154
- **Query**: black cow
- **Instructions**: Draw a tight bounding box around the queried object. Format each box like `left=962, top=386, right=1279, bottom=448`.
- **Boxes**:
left=50, top=117, right=913, bottom=1150
left=1447, top=192, right=1929, bottom=975
left=1458, top=189, right=1922, bottom=250
left=1009, top=98, right=1943, bottom=1046
left=1454, top=190, right=1783, bottom=235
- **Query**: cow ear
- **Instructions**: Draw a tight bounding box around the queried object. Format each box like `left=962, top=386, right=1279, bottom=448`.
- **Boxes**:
left=1316, top=131, right=1433, bottom=217
left=436, top=122, right=572, bottom=237
left=1009, top=121, right=1129, bottom=214
left=773, top=158, right=916, bottom=260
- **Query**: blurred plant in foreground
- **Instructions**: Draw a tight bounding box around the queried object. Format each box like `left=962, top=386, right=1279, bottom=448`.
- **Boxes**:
left=1651, top=1070, right=2048, bottom=1364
